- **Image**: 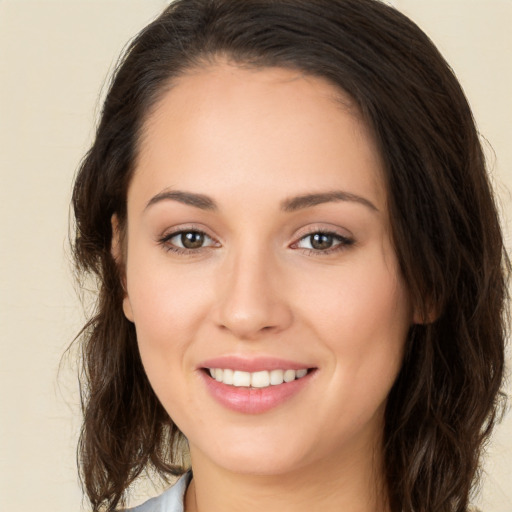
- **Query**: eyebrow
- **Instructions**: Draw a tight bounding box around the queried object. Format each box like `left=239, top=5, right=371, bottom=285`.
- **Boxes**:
left=281, top=191, right=378, bottom=213
left=144, top=189, right=378, bottom=213
left=145, top=190, right=218, bottom=211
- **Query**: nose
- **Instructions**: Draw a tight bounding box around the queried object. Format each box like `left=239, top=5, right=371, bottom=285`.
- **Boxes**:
left=213, top=247, right=293, bottom=340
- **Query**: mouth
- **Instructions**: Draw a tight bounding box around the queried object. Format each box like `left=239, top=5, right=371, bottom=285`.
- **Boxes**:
left=198, top=356, right=317, bottom=413
left=204, top=367, right=312, bottom=388
left=201, top=366, right=316, bottom=414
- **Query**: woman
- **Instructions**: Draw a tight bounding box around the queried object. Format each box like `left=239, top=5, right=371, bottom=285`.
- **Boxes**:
left=71, top=1, right=509, bottom=511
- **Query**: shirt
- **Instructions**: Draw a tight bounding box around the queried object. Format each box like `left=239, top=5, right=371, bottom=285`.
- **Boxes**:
left=124, top=472, right=192, bottom=512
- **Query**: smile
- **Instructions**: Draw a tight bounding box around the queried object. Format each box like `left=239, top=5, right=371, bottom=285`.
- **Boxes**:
left=201, top=362, right=316, bottom=414
left=207, top=368, right=309, bottom=388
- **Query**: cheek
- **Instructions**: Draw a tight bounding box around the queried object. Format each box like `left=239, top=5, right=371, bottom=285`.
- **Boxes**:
left=296, top=252, right=411, bottom=405
left=124, top=249, right=213, bottom=370
left=297, top=253, right=411, bottom=344
left=336, top=271, right=410, bottom=372
left=124, top=264, right=212, bottom=419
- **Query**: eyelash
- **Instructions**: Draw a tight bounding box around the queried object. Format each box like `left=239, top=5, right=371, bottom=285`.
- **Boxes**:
left=292, top=231, right=354, bottom=256
left=157, top=229, right=354, bottom=256
left=158, top=229, right=219, bottom=256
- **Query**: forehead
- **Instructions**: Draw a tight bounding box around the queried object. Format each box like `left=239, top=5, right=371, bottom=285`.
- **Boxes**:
left=141, top=62, right=362, bottom=146
left=132, top=62, right=386, bottom=213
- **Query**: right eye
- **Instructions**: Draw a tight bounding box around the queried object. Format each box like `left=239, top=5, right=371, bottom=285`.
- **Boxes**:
left=159, top=230, right=219, bottom=254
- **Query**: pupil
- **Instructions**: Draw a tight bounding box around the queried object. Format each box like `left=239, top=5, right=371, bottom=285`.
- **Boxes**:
left=182, top=232, right=204, bottom=249
left=311, top=233, right=333, bottom=250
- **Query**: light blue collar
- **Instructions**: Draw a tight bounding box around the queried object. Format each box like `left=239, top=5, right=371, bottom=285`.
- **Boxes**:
left=126, top=471, right=192, bottom=512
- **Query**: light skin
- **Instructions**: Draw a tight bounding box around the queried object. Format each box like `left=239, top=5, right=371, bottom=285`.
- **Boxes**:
left=116, top=62, right=417, bottom=512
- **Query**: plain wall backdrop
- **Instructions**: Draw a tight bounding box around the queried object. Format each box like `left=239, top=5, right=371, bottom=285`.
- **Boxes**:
left=0, top=1, right=510, bottom=511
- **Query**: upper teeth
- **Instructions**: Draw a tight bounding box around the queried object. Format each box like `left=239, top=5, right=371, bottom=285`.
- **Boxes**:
left=208, top=368, right=308, bottom=388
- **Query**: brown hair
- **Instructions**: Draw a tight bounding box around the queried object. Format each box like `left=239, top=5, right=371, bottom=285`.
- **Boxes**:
left=71, top=1, right=510, bottom=510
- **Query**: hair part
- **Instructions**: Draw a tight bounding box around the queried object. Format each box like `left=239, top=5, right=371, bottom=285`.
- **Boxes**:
left=72, top=1, right=510, bottom=510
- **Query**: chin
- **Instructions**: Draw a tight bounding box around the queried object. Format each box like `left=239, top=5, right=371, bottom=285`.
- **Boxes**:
left=190, top=428, right=316, bottom=476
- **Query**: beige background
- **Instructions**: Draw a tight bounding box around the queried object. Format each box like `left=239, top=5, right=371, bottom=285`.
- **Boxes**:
left=0, top=1, right=510, bottom=511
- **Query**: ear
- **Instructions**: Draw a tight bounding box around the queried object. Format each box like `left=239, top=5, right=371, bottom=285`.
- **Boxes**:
left=111, top=214, right=134, bottom=322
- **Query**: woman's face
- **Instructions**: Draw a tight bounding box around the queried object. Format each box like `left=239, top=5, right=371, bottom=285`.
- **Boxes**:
left=120, top=63, right=414, bottom=476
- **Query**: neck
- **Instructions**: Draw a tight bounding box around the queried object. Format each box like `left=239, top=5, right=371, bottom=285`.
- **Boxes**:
left=185, top=440, right=389, bottom=512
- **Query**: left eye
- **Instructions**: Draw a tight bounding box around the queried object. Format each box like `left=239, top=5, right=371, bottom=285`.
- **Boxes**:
left=295, top=232, right=350, bottom=251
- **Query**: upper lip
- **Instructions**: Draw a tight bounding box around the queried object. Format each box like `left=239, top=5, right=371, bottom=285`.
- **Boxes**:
left=199, top=356, right=314, bottom=373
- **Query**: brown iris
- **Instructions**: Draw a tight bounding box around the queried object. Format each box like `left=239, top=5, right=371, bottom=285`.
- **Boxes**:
left=310, top=233, right=335, bottom=250
left=181, top=231, right=205, bottom=249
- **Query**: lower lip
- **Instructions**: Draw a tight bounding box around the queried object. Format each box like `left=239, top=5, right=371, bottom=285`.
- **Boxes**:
left=200, top=370, right=315, bottom=414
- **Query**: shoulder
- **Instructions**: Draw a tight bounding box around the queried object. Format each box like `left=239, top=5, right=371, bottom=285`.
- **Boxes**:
left=123, top=472, right=192, bottom=512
